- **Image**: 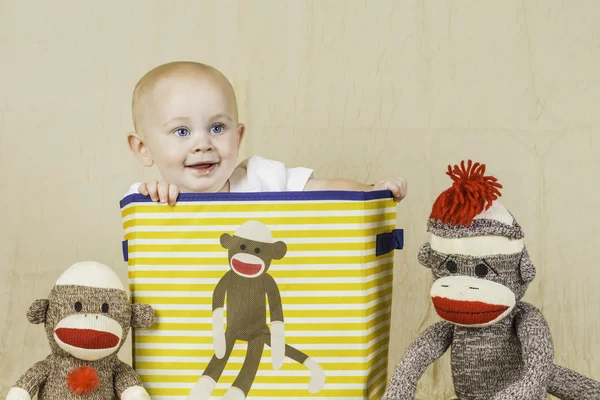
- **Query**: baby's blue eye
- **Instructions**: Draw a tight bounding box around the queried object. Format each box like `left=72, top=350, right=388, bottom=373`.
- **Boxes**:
left=174, top=128, right=190, bottom=137
left=210, top=124, right=224, bottom=135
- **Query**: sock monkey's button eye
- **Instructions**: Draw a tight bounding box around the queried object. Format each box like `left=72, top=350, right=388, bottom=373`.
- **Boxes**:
left=445, top=261, right=458, bottom=273
left=74, top=302, right=82, bottom=312
left=101, top=303, right=109, bottom=313
left=254, top=247, right=260, bottom=254
left=240, top=244, right=246, bottom=250
left=475, top=264, right=489, bottom=277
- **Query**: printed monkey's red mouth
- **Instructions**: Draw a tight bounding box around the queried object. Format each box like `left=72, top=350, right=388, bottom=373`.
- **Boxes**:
left=55, top=328, right=120, bottom=349
left=232, top=258, right=262, bottom=276
left=432, top=296, right=509, bottom=325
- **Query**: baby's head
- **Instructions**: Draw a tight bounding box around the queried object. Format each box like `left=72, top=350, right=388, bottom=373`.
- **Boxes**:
left=128, top=61, right=245, bottom=193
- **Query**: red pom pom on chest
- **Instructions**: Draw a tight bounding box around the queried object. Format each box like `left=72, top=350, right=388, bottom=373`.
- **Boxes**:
left=67, top=366, right=101, bottom=394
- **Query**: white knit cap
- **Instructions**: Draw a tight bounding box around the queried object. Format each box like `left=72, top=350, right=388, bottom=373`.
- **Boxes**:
left=55, top=261, right=124, bottom=290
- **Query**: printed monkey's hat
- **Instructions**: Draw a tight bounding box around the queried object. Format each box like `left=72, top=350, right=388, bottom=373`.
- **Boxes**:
left=426, top=160, right=524, bottom=254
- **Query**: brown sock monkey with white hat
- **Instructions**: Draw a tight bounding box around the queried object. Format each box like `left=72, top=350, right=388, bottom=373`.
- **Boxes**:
left=383, top=160, right=600, bottom=400
left=6, top=261, right=154, bottom=400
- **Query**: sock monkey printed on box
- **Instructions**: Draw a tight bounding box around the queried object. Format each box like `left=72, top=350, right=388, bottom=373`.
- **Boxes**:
left=383, top=160, right=600, bottom=400
left=187, top=221, right=326, bottom=400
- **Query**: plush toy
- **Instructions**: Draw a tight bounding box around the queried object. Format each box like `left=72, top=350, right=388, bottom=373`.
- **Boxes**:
left=6, top=261, right=155, bottom=400
left=383, top=160, right=600, bottom=400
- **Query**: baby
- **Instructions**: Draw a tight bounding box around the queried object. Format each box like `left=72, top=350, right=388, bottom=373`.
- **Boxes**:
left=126, top=61, right=407, bottom=203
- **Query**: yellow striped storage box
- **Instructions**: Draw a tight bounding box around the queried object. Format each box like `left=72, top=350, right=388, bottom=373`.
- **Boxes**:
left=120, top=190, right=404, bottom=400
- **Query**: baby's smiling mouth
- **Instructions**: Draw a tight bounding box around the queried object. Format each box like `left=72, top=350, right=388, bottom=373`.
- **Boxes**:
left=185, top=162, right=219, bottom=175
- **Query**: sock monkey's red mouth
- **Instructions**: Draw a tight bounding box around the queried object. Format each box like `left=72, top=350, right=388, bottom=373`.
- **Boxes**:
left=55, top=328, right=120, bottom=349
left=432, top=297, right=509, bottom=325
left=232, top=258, right=262, bottom=276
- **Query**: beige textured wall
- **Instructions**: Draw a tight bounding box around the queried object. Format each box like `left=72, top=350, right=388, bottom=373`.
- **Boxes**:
left=1, top=1, right=599, bottom=398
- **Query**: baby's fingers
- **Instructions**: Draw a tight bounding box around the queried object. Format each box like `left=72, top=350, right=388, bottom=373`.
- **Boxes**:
left=146, top=180, right=160, bottom=202
left=157, top=181, right=170, bottom=204
left=395, top=178, right=408, bottom=202
left=138, top=183, right=149, bottom=196
left=168, top=184, right=180, bottom=206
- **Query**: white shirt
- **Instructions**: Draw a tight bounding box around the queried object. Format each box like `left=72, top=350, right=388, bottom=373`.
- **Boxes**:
left=124, top=155, right=315, bottom=196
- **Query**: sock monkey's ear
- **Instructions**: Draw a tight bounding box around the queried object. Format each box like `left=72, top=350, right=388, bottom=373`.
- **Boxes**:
left=418, top=243, right=432, bottom=268
left=519, top=247, right=536, bottom=284
left=271, top=241, right=288, bottom=260
left=131, top=303, right=155, bottom=329
left=220, top=233, right=234, bottom=249
left=27, top=299, right=49, bottom=324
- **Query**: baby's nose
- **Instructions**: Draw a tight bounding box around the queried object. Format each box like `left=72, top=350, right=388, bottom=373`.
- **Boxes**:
left=193, top=140, right=213, bottom=152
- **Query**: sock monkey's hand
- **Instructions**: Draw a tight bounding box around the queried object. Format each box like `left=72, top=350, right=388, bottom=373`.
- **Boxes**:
left=381, top=379, right=417, bottom=400
left=121, top=385, right=151, bottom=400
left=271, top=321, right=285, bottom=370
left=381, top=363, right=420, bottom=400
left=6, top=387, right=32, bottom=400
left=212, top=308, right=226, bottom=359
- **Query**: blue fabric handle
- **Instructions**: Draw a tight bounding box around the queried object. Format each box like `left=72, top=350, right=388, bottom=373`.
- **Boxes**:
left=376, top=229, right=404, bottom=256
left=122, top=240, right=129, bottom=262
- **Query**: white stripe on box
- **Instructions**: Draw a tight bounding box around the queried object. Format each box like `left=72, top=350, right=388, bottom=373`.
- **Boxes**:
left=135, top=369, right=370, bottom=377
left=130, top=270, right=392, bottom=285
left=135, top=356, right=373, bottom=364
left=141, top=293, right=393, bottom=311
left=128, top=236, right=377, bottom=245
left=149, top=397, right=368, bottom=400
left=123, top=208, right=396, bottom=221
left=134, top=331, right=389, bottom=352
left=131, top=282, right=392, bottom=297
left=143, top=382, right=367, bottom=389
left=128, top=257, right=393, bottom=271
left=135, top=321, right=390, bottom=338
left=153, top=307, right=391, bottom=324
left=129, top=249, right=378, bottom=258
left=124, top=221, right=394, bottom=235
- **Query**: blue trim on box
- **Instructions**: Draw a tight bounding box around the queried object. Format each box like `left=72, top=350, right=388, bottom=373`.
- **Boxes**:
left=122, top=240, right=129, bottom=262
left=120, top=189, right=394, bottom=208
left=376, top=229, right=404, bottom=256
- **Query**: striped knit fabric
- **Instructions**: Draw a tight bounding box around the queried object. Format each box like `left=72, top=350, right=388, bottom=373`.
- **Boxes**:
left=120, top=191, right=399, bottom=400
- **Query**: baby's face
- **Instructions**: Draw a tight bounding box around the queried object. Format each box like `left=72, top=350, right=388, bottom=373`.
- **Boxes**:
left=135, top=72, right=244, bottom=193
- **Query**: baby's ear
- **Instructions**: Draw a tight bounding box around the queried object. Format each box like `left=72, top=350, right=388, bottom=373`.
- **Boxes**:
left=519, top=247, right=536, bottom=284
left=27, top=299, right=49, bottom=324
left=418, top=243, right=432, bottom=268
left=131, top=303, right=155, bottom=329
left=127, top=132, right=154, bottom=167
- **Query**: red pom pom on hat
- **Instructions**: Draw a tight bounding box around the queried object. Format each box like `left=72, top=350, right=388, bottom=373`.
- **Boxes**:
left=430, top=160, right=503, bottom=227
left=67, top=366, right=101, bottom=394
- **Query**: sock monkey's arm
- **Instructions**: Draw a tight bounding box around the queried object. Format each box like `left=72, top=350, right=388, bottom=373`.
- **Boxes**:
left=114, top=359, right=150, bottom=400
left=212, top=270, right=230, bottom=311
left=265, top=274, right=284, bottom=323
left=6, top=359, right=51, bottom=400
left=382, top=321, right=454, bottom=400
left=492, top=304, right=554, bottom=400
left=547, top=364, right=600, bottom=400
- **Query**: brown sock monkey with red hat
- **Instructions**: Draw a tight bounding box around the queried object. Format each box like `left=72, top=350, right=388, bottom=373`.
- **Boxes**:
left=383, top=160, right=600, bottom=400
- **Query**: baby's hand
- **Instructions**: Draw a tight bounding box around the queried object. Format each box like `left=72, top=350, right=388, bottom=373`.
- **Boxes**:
left=139, top=180, right=180, bottom=205
left=373, top=177, right=408, bottom=202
